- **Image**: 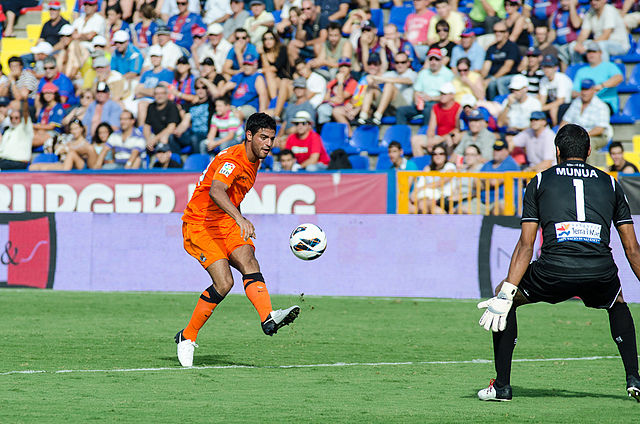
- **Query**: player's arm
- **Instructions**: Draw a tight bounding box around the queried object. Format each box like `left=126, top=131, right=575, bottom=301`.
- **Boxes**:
left=505, top=221, right=539, bottom=286
left=617, top=223, right=640, bottom=282
left=209, top=180, right=255, bottom=240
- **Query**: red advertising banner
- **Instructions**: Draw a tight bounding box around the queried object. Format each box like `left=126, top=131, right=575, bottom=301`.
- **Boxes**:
left=0, top=172, right=387, bottom=214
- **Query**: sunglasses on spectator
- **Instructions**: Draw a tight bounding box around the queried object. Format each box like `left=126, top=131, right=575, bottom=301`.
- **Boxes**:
left=428, top=57, right=441, bottom=62
left=236, top=36, right=247, bottom=40
left=295, top=122, right=308, bottom=126
left=44, top=66, right=56, bottom=70
left=494, top=29, right=508, bottom=33
left=433, top=151, right=446, bottom=156
left=177, top=1, right=188, bottom=5
left=395, top=60, right=408, bottom=64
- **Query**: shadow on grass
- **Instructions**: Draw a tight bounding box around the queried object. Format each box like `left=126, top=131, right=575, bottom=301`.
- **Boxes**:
left=158, top=355, right=255, bottom=367
left=463, top=386, right=625, bottom=401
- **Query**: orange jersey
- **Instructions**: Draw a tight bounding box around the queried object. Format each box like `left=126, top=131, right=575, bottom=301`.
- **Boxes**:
left=182, top=143, right=259, bottom=227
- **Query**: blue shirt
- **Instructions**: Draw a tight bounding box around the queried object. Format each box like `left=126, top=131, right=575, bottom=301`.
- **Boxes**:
left=37, top=103, right=66, bottom=132
left=134, top=21, right=158, bottom=48
left=167, top=12, right=206, bottom=50
left=38, top=73, right=78, bottom=106
left=139, top=68, right=174, bottom=90
left=231, top=72, right=264, bottom=110
left=451, top=42, right=486, bottom=71
left=111, top=44, right=144, bottom=76
left=82, top=100, right=123, bottom=136
left=573, top=62, right=622, bottom=114
left=480, top=155, right=520, bottom=203
left=187, top=101, right=211, bottom=136
left=226, top=44, right=258, bottom=71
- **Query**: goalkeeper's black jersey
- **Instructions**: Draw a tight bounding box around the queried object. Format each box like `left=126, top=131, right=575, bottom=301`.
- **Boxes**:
left=521, top=160, right=633, bottom=274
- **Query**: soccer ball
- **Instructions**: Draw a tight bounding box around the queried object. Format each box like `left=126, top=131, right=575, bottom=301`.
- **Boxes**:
left=289, top=223, right=327, bottom=261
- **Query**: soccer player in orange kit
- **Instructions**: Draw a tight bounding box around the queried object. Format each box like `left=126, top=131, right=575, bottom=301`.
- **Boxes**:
left=176, top=112, right=300, bottom=367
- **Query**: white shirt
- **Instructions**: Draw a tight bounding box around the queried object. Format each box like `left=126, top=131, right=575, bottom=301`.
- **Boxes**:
left=203, top=0, right=232, bottom=24
left=583, top=4, right=630, bottom=50
left=72, top=13, right=106, bottom=37
left=539, top=72, right=573, bottom=104
left=306, top=72, right=327, bottom=109
left=281, top=0, right=302, bottom=19
left=161, top=0, right=201, bottom=16
left=243, top=11, right=275, bottom=47
left=143, top=42, right=184, bottom=70
left=502, top=95, right=542, bottom=129
left=198, top=38, right=233, bottom=74
left=382, top=69, right=418, bottom=105
left=0, top=120, right=33, bottom=162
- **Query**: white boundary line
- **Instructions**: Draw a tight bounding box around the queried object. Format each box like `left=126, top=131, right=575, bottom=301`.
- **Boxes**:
left=0, top=355, right=621, bottom=376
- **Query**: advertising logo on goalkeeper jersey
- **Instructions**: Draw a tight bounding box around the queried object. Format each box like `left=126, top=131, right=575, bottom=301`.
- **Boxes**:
left=555, top=221, right=601, bottom=243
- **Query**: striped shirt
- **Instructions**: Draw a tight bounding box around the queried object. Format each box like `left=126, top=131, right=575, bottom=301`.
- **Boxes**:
left=17, top=71, right=39, bottom=99
left=210, top=110, right=243, bottom=142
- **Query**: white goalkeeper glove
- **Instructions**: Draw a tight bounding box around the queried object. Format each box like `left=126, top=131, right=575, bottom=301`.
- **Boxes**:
left=477, top=282, right=518, bottom=332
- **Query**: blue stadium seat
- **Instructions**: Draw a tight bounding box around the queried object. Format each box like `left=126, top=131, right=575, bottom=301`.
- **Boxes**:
left=351, top=125, right=383, bottom=155
left=616, top=63, right=639, bottom=93
left=272, top=9, right=281, bottom=24
left=375, top=153, right=392, bottom=170
left=370, top=8, right=384, bottom=36
left=565, top=63, right=587, bottom=80
left=261, top=155, right=274, bottom=170
left=418, top=125, right=429, bottom=135
left=493, top=94, right=508, bottom=104
left=171, top=153, right=183, bottom=165
left=183, top=153, right=211, bottom=171
left=612, top=35, right=640, bottom=63
left=611, top=92, right=640, bottom=124
left=381, top=116, right=397, bottom=125
left=320, top=122, right=358, bottom=154
left=31, top=153, right=58, bottom=164
left=389, top=5, right=415, bottom=33
left=628, top=63, right=640, bottom=86
left=381, top=124, right=412, bottom=153
left=412, top=155, right=431, bottom=170
left=180, top=146, right=193, bottom=155
left=348, top=155, right=369, bottom=169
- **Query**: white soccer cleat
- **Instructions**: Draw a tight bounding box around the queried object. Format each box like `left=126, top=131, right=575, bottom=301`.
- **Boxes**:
left=478, top=379, right=512, bottom=401
left=261, top=305, right=300, bottom=336
left=175, top=330, right=198, bottom=367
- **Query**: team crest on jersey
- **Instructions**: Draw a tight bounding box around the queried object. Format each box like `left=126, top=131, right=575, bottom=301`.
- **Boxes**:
left=555, top=221, right=602, bottom=243
left=219, top=162, right=236, bottom=177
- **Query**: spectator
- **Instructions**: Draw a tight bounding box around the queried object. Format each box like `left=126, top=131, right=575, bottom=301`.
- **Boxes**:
left=203, top=0, right=232, bottom=25
left=71, top=0, right=107, bottom=46
left=551, top=0, right=582, bottom=68
left=89, top=122, right=115, bottom=169
left=196, top=24, right=232, bottom=74
left=512, top=111, right=556, bottom=171
left=504, top=0, right=533, bottom=55
left=33, top=83, right=65, bottom=148
left=294, top=58, right=327, bottom=110
left=481, top=20, right=522, bottom=100
left=26, top=42, right=54, bottom=79
left=275, top=77, right=317, bottom=145
left=310, top=22, right=354, bottom=77
left=0, top=100, right=32, bottom=170
left=152, top=143, right=182, bottom=169
left=144, top=85, right=182, bottom=152
left=223, top=0, right=251, bottom=39
left=135, top=45, right=174, bottom=124
left=29, top=119, right=92, bottom=171
left=6, top=56, right=38, bottom=104
left=452, top=57, right=485, bottom=103
left=413, top=82, right=461, bottom=155
left=278, top=6, right=303, bottom=43
left=411, top=143, right=457, bottom=214
left=201, top=96, right=244, bottom=155
left=571, top=41, right=623, bottom=114
left=429, top=20, right=457, bottom=68
left=142, top=26, right=184, bottom=71
left=172, top=77, right=213, bottom=153
left=133, top=4, right=158, bottom=50
left=451, top=30, right=486, bottom=73
left=341, top=4, right=373, bottom=48
left=453, top=109, right=496, bottom=162
left=107, top=110, right=146, bottom=169
left=356, top=20, right=384, bottom=73
left=274, top=148, right=302, bottom=171
left=453, top=144, right=486, bottom=210
left=62, top=90, right=94, bottom=128
left=39, top=1, right=70, bottom=49
left=388, top=141, right=419, bottom=171
left=57, top=24, right=87, bottom=80
left=318, top=0, right=349, bottom=23
left=38, top=57, right=78, bottom=106
left=222, top=52, right=269, bottom=121
left=358, top=52, right=417, bottom=126
left=469, top=0, right=507, bottom=34
left=83, top=82, right=122, bottom=136
left=105, top=5, right=132, bottom=45
left=404, top=0, right=436, bottom=62
left=396, top=47, right=454, bottom=125
left=524, top=0, right=559, bottom=27
left=427, top=0, right=466, bottom=45
left=560, top=78, right=612, bottom=166
left=243, top=0, right=275, bottom=47
left=159, top=0, right=201, bottom=21
left=198, top=57, right=227, bottom=98
left=111, top=30, right=144, bottom=80
left=167, top=0, right=206, bottom=50
left=260, top=30, right=292, bottom=100
left=377, top=24, right=418, bottom=73
left=622, top=0, right=640, bottom=33
left=571, top=0, right=629, bottom=63
left=2, top=0, right=39, bottom=38
left=497, top=74, right=543, bottom=133
left=169, top=56, right=198, bottom=106
left=531, top=25, right=558, bottom=58
left=609, top=141, right=639, bottom=173
left=223, top=28, right=259, bottom=78
left=538, top=54, right=573, bottom=125
left=285, top=110, right=330, bottom=171
left=519, top=47, right=545, bottom=95
left=87, top=55, right=127, bottom=102
left=287, top=0, right=329, bottom=66
left=319, top=57, right=358, bottom=125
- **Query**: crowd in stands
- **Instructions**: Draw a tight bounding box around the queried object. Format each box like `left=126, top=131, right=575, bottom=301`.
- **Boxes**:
left=0, top=0, right=638, bottom=179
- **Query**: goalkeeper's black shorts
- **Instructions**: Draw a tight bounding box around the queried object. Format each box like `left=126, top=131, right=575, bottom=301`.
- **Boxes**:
left=518, top=260, right=621, bottom=310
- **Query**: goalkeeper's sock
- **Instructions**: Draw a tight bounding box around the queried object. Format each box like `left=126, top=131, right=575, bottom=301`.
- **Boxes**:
left=608, top=302, right=640, bottom=378
left=492, top=307, right=518, bottom=387
left=183, top=285, right=225, bottom=341
left=244, top=272, right=272, bottom=322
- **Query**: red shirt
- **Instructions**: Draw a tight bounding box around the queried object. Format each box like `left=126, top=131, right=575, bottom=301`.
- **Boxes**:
left=433, top=102, right=461, bottom=136
left=285, top=130, right=330, bottom=166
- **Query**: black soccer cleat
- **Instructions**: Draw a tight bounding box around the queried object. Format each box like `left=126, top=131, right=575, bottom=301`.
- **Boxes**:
left=478, top=379, right=513, bottom=401
left=627, top=375, right=640, bottom=402
left=261, top=305, right=300, bottom=336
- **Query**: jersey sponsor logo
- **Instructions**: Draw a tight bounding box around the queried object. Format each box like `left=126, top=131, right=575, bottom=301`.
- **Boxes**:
left=555, top=167, right=598, bottom=178
left=555, top=221, right=602, bottom=243
left=219, top=162, right=236, bottom=177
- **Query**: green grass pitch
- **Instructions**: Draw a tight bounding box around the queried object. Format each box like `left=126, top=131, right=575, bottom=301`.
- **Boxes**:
left=1, top=290, right=639, bottom=423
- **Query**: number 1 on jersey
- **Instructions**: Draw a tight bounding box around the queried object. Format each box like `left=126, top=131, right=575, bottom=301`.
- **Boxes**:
left=573, top=179, right=585, bottom=221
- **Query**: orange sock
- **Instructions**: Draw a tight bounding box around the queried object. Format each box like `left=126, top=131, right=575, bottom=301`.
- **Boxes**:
left=243, top=272, right=272, bottom=322
left=183, top=285, right=225, bottom=341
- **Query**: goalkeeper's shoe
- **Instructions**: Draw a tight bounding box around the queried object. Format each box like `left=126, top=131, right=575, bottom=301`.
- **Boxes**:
left=627, top=375, right=640, bottom=402
left=175, top=330, right=198, bottom=367
left=261, top=305, right=300, bottom=336
left=478, top=379, right=512, bottom=402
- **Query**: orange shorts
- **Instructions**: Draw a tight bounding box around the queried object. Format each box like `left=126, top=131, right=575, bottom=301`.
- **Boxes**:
left=182, top=222, right=254, bottom=269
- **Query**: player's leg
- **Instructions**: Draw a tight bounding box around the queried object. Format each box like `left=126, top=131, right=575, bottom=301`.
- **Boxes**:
left=608, top=292, right=640, bottom=401
left=229, top=245, right=300, bottom=336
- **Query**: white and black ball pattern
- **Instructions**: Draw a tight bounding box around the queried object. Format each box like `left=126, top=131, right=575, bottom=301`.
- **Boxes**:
left=289, top=223, right=327, bottom=261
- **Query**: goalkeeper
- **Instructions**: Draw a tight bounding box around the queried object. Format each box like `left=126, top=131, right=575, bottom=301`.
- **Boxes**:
left=477, top=124, right=640, bottom=402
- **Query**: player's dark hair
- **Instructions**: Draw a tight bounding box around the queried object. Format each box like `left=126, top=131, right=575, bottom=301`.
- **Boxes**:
left=608, top=141, right=624, bottom=153
left=246, top=113, right=276, bottom=137
left=388, top=141, right=402, bottom=150
left=555, top=124, right=590, bottom=161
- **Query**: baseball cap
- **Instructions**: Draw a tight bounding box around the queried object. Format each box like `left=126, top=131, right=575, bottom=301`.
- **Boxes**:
left=208, top=23, right=224, bottom=35
left=92, top=35, right=107, bottom=47
left=541, top=54, right=558, bottom=67
left=93, top=55, right=109, bottom=68
left=337, top=57, right=351, bottom=67
left=508, top=74, right=529, bottom=90
left=585, top=41, right=601, bottom=52
left=156, top=25, right=171, bottom=35
left=113, top=30, right=129, bottom=43
left=427, top=48, right=443, bottom=59
left=96, top=82, right=110, bottom=92
left=460, top=94, right=477, bottom=108
left=84, top=0, right=98, bottom=4
left=493, top=140, right=508, bottom=150
left=461, top=29, right=475, bottom=38
left=192, top=26, right=206, bottom=37
left=467, top=109, right=484, bottom=121
left=530, top=111, right=546, bottom=121
left=200, top=57, right=214, bottom=66
left=526, top=47, right=541, bottom=56
left=439, top=82, right=456, bottom=95
left=41, top=82, right=59, bottom=93
left=155, top=143, right=171, bottom=153
left=148, top=45, right=163, bottom=57
left=291, top=110, right=312, bottom=123
left=367, top=52, right=381, bottom=65
left=243, top=52, right=259, bottom=65
left=31, top=41, right=54, bottom=55
left=581, top=78, right=596, bottom=90
left=59, top=24, right=74, bottom=36
left=0, top=97, right=10, bottom=107
left=249, top=0, right=265, bottom=5
left=177, top=56, right=190, bottom=65
left=293, top=77, right=307, bottom=88
left=48, top=1, right=62, bottom=10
